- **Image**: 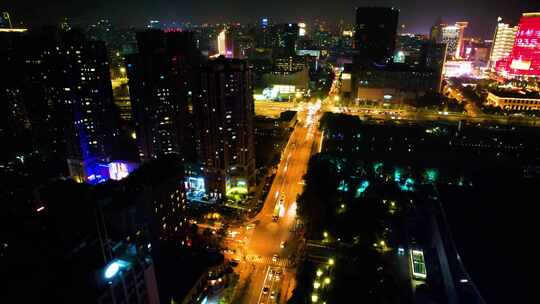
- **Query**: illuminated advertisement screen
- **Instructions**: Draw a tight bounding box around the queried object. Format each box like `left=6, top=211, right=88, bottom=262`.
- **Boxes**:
left=510, top=59, right=531, bottom=70
left=499, top=14, right=540, bottom=77
left=109, top=162, right=129, bottom=180
left=187, top=176, right=205, bottom=192
left=410, top=249, right=427, bottom=280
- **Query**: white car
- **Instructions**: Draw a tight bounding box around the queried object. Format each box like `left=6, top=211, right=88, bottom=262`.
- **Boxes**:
left=272, top=253, right=278, bottom=262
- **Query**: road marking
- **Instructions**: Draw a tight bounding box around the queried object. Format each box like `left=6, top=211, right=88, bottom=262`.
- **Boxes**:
left=257, top=266, right=271, bottom=304
left=246, top=255, right=291, bottom=268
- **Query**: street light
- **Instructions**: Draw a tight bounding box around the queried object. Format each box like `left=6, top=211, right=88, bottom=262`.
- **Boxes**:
left=316, top=269, right=323, bottom=277
left=324, top=277, right=331, bottom=285
left=328, top=258, right=334, bottom=266
left=314, top=281, right=321, bottom=289
left=311, top=294, right=319, bottom=302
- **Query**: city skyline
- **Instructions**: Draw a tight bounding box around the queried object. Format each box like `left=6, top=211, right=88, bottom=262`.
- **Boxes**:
left=4, top=0, right=540, bottom=38
left=2, top=1, right=540, bottom=303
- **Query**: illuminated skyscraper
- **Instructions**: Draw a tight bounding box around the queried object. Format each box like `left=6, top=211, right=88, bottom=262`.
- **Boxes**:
left=431, top=19, right=468, bottom=60
left=127, top=30, right=202, bottom=161
left=261, top=18, right=269, bottom=29
left=454, top=22, right=468, bottom=58
left=496, top=12, right=540, bottom=78
left=217, top=29, right=227, bottom=56
left=396, top=34, right=428, bottom=65
left=193, top=57, right=255, bottom=198
left=57, top=31, right=119, bottom=183
left=17, top=29, right=119, bottom=183
left=439, top=22, right=468, bottom=59
left=269, top=23, right=300, bottom=56
left=354, top=7, right=399, bottom=65
left=440, top=26, right=460, bottom=59
left=0, top=28, right=141, bottom=183
left=488, top=19, right=518, bottom=69
left=217, top=28, right=234, bottom=58
left=298, top=22, right=306, bottom=37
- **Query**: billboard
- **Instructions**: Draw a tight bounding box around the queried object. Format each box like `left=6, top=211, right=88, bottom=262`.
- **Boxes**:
left=497, top=13, right=540, bottom=77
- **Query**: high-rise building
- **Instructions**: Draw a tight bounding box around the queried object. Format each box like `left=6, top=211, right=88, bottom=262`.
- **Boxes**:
left=395, top=34, right=429, bottom=66
left=496, top=12, right=540, bottom=78
left=2, top=177, right=160, bottom=304
left=0, top=25, right=33, bottom=163
left=123, top=155, right=189, bottom=242
left=354, top=7, right=399, bottom=65
left=1, top=28, right=120, bottom=183
left=270, top=23, right=300, bottom=56
left=429, top=17, right=445, bottom=42
left=431, top=19, right=468, bottom=60
left=261, top=18, right=269, bottom=29
left=455, top=22, right=469, bottom=58
left=217, top=28, right=234, bottom=58
left=56, top=30, right=119, bottom=183
left=423, top=42, right=447, bottom=92
left=193, top=57, right=255, bottom=199
left=488, top=18, right=518, bottom=68
left=127, top=30, right=202, bottom=161
left=439, top=22, right=468, bottom=59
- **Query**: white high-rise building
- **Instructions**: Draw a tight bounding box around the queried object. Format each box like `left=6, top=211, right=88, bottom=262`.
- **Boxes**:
left=440, top=22, right=468, bottom=59
left=217, top=28, right=234, bottom=58
left=488, top=18, right=518, bottom=69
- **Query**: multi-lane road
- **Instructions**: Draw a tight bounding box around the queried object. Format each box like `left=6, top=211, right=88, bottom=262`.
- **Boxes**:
left=231, top=102, right=322, bottom=303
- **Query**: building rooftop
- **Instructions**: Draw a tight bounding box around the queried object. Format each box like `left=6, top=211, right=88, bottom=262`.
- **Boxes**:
left=279, top=110, right=297, bottom=122
left=489, top=89, right=540, bottom=99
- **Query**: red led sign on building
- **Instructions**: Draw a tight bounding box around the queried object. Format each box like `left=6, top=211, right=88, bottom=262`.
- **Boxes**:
left=497, top=13, right=540, bottom=77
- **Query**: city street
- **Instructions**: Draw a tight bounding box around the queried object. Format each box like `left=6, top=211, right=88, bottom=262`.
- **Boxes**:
left=257, top=98, right=540, bottom=127
left=231, top=101, right=322, bottom=303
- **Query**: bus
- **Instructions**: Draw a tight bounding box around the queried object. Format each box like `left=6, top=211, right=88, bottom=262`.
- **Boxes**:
left=272, top=202, right=280, bottom=221
left=272, top=194, right=285, bottom=221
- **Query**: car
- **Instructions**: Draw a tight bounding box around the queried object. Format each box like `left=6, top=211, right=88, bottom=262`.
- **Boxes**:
left=272, top=253, right=278, bottom=262
left=270, top=291, right=276, bottom=299
left=280, top=240, right=286, bottom=248
left=262, top=287, right=270, bottom=295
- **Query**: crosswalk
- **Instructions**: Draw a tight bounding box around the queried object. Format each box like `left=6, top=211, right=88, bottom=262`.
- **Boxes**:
left=245, top=255, right=292, bottom=267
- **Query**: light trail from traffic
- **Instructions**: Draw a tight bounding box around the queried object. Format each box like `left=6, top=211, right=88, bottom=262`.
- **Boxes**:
left=232, top=100, right=322, bottom=303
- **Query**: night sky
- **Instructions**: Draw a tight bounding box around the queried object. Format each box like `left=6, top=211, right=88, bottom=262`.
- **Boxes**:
left=4, top=0, right=540, bottom=38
